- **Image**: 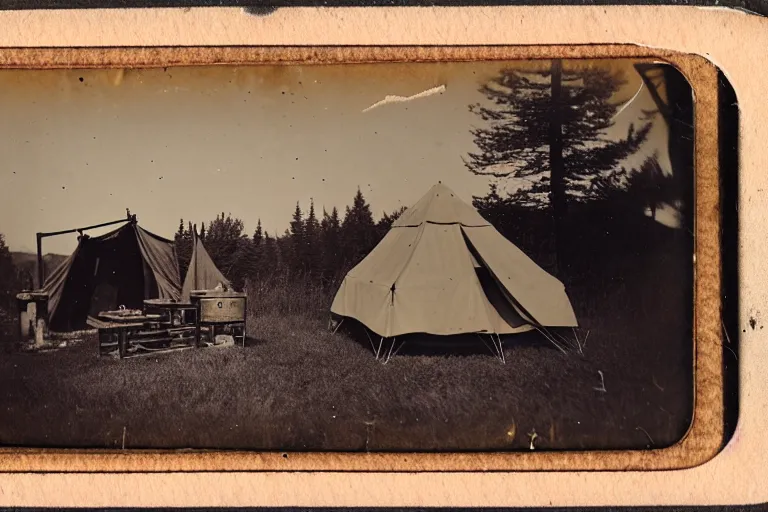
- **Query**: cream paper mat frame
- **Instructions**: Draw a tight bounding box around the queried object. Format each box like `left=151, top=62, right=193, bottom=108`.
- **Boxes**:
left=0, top=4, right=763, bottom=508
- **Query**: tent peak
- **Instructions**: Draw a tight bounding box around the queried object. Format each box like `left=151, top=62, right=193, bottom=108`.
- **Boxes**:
left=392, top=182, right=491, bottom=228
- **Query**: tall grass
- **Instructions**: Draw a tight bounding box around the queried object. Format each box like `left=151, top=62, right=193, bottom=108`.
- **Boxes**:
left=245, top=272, right=339, bottom=321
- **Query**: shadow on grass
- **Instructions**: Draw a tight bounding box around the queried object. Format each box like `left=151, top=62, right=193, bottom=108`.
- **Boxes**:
left=336, top=318, right=567, bottom=359
left=243, top=335, right=270, bottom=349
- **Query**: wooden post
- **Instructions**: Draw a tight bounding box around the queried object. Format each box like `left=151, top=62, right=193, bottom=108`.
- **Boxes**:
left=118, top=328, right=126, bottom=359
left=36, top=233, right=44, bottom=289
left=194, top=305, right=201, bottom=348
left=17, top=298, right=25, bottom=342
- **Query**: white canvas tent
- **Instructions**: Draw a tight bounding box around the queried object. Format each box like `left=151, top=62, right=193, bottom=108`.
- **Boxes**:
left=330, top=182, right=578, bottom=361
left=181, top=226, right=232, bottom=302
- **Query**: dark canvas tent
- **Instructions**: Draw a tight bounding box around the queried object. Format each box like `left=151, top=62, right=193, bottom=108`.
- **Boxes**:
left=331, top=183, right=578, bottom=340
left=181, top=226, right=232, bottom=301
left=43, top=221, right=181, bottom=331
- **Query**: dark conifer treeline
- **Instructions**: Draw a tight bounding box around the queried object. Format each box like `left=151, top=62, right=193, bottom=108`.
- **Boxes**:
left=174, top=187, right=409, bottom=292
left=173, top=150, right=679, bottom=300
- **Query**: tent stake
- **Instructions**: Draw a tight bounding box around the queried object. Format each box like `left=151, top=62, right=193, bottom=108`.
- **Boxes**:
left=490, top=334, right=503, bottom=363
left=383, top=338, right=396, bottom=364
left=363, top=328, right=377, bottom=356
left=331, top=317, right=345, bottom=335
left=496, top=334, right=506, bottom=364
left=476, top=334, right=498, bottom=360
left=391, top=338, right=405, bottom=358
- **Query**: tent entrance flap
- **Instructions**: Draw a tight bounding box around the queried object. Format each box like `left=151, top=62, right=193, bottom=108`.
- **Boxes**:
left=461, top=229, right=538, bottom=327
left=461, top=224, right=578, bottom=328
left=473, top=266, right=531, bottom=330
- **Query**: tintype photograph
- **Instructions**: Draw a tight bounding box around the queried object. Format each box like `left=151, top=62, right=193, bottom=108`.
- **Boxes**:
left=0, top=58, right=697, bottom=453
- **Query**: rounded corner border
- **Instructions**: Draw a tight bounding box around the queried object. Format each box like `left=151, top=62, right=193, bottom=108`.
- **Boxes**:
left=0, top=43, right=724, bottom=475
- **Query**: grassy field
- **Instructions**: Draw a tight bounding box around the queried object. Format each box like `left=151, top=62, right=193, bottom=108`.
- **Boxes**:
left=0, top=219, right=693, bottom=451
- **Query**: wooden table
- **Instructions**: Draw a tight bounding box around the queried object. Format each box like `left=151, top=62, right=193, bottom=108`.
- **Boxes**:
left=92, top=310, right=191, bottom=358
left=97, top=312, right=161, bottom=324
left=87, top=316, right=146, bottom=359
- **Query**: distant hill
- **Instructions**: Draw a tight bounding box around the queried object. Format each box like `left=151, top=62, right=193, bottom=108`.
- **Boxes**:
left=11, top=252, right=68, bottom=289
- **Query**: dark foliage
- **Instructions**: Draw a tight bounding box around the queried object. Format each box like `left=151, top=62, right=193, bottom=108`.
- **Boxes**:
left=176, top=213, right=250, bottom=289
left=0, top=234, right=22, bottom=332
left=176, top=188, right=392, bottom=295
left=174, top=219, right=193, bottom=279
left=339, top=188, right=378, bottom=269
left=465, top=62, right=654, bottom=208
left=589, top=154, right=680, bottom=219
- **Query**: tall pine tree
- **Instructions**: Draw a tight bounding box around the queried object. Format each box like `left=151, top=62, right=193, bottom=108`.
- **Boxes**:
left=253, top=219, right=263, bottom=246
left=203, top=213, right=248, bottom=285
left=304, top=199, right=321, bottom=276
left=289, top=202, right=304, bottom=275
left=465, top=60, right=654, bottom=270
left=262, top=231, right=278, bottom=277
left=341, top=188, right=377, bottom=268
left=320, top=206, right=342, bottom=280
left=247, top=219, right=265, bottom=280
left=174, top=219, right=193, bottom=280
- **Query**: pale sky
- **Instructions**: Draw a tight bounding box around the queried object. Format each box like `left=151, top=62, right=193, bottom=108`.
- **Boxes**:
left=0, top=59, right=672, bottom=255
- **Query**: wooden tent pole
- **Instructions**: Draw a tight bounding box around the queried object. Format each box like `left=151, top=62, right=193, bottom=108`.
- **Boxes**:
left=35, top=215, right=130, bottom=288
left=36, top=233, right=44, bottom=289
left=192, top=224, right=199, bottom=292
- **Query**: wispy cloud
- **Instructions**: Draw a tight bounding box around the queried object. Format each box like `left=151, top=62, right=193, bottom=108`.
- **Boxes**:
left=362, top=85, right=446, bottom=113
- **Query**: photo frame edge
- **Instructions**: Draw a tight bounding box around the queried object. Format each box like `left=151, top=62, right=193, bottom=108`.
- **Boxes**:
left=0, top=43, right=724, bottom=475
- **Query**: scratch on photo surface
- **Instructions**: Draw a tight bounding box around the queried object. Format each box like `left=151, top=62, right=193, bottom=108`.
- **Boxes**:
left=722, top=318, right=738, bottom=360
left=635, top=426, right=654, bottom=446
left=112, top=69, right=125, bottom=87
left=362, top=85, right=446, bottom=113
left=593, top=370, right=607, bottom=392
left=611, top=81, right=644, bottom=121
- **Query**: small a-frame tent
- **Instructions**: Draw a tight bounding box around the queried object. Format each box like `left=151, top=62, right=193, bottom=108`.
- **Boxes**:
left=43, top=220, right=182, bottom=332
left=330, top=183, right=577, bottom=357
left=181, top=225, right=232, bottom=302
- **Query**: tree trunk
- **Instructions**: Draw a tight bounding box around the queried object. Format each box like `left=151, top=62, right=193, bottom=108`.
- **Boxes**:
left=549, top=59, right=568, bottom=275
